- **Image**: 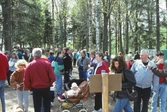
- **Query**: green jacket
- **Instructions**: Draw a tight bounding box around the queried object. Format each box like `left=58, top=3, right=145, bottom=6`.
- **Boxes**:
left=53, top=57, right=64, bottom=75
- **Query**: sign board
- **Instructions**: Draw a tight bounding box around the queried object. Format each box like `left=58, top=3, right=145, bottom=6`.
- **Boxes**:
left=89, top=74, right=122, bottom=93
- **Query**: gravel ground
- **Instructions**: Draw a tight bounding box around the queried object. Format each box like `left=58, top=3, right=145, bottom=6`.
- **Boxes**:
left=3, top=67, right=158, bottom=112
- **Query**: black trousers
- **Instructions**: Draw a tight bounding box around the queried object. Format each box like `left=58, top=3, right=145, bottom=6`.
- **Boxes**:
left=7, top=70, right=13, bottom=85
left=32, top=87, right=51, bottom=112
left=134, top=86, right=151, bottom=112
left=64, top=70, right=70, bottom=90
left=94, top=93, right=102, bottom=110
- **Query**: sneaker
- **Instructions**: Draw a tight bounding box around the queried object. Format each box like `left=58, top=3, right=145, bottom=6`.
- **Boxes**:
left=98, top=108, right=102, bottom=112
left=51, top=102, right=54, bottom=107
left=58, top=94, right=65, bottom=99
left=92, top=108, right=102, bottom=112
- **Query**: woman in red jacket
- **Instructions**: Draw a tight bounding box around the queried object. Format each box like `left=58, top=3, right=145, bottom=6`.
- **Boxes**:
left=92, top=52, right=109, bottom=112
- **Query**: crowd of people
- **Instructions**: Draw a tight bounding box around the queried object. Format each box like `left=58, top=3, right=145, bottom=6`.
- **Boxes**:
left=0, top=47, right=167, bottom=112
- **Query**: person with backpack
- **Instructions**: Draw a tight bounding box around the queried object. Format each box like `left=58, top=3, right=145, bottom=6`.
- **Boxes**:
left=53, top=50, right=64, bottom=98
left=111, top=56, right=136, bottom=112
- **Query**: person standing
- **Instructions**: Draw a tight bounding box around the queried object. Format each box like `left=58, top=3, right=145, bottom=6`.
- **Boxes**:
left=24, top=48, right=55, bottom=112
left=7, top=52, right=19, bottom=85
left=134, top=51, right=140, bottom=60
left=151, top=52, right=166, bottom=112
left=77, top=50, right=90, bottom=80
left=10, top=59, right=29, bottom=112
left=131, top=50, right=159, bottom=112
left=53, top=50, right=64, bottom=98
left=92, top=53, right=109, bottom=112
left=0, top=51, right=9, bottom=112
left=111, top=56, right=136, bottom=112
left=63, top=48, right=72, bottom=90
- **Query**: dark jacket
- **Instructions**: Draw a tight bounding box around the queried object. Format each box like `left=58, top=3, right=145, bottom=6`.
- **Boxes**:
left=116, top=68, right=136, bottom=99
left=151, top=63, right=167, bottom=84
left=63, top=53, right=72, bottom=70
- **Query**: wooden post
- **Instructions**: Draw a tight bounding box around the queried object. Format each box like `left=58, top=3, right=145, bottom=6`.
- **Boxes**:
left=102, top=74, right=108, bottom=112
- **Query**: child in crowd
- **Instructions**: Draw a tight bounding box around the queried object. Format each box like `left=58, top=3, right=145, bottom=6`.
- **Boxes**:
left=10, top=59, right=29, bottom=112
left=60, top=82, right=80, bottom=99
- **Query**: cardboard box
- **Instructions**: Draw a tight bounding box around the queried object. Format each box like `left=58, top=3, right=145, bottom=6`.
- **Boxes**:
left=89, top=74, right=122, bottom=93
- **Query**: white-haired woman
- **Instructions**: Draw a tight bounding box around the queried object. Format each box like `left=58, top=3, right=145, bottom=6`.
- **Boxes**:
left=10, top=59, right=29, bottom=112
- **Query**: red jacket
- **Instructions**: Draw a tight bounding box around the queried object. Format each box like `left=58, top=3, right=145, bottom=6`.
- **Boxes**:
left=0, top=52, right=9, bottom=80
left=95, top=61, right=109, bottom=74
left=24, top=58, right=55, bottom=90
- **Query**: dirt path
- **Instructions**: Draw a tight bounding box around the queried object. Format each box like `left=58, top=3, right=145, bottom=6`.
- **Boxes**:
left=3, top=67, right=154, bottom=112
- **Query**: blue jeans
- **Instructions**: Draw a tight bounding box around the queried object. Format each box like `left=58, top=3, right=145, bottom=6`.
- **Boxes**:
left=32, top=87, right=50, bottom=112
left=79, top=70, right=87, bottom=80
left=0, top=80, right=5, bottom=112
left=151, top=83, right=166, bottom=112
left=113, top=98, right=133, bottom=112
left=56, top=74, right=62, bottom=95
left=16, top=90, right=29, bottom=112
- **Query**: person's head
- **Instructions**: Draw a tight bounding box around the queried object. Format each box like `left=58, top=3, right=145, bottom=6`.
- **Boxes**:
left=56, top=50, right=64, bottom=58
left=156, top=51, right=164, bottom=59
left=140, top=50, right=148, bottom=62
left=148, top=55, right=154, bottom=60
left=80, top=50, right=86, bottom=57
left=96, top=52, right=104, bottom=62
left=11, top=52, right=18, bottom=59
left=118, top=52, right=122, bottom=56
left=71, top=82, right=78, bottom=90
left=90, top=51, right=96, bottom=58
left=49, top=51, right=54, bottom=56
left=32, top=48, right=42, bottom=58
left=136, top=51, right=139, bottom=54
left=65, top=47, right=71, bottom=54
left=105, top=51, right=108, bottom=55
left=4, top=51, right=10, bottom=56
left=41, top=48, right=46, bottom=55
left=15, top=59, right=28, bottom=71
left=83, top=49, right=87, bottom=52
left=111, top=56, right=126, bottom=73
left=63, top=47, right=66, bottom=53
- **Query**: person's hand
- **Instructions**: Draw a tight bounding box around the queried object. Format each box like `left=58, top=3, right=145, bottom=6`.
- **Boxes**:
left=147, top=66, right=152, bottom=70
left=16, top=84, right=20, bottom=89
left=60, top=69, right=64, bottom=72
left=152, top=90, right=156, bottom=93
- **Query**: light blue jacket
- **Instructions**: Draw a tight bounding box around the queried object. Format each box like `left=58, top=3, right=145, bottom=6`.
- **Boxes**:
left=131, top=60, right=159, bottom=91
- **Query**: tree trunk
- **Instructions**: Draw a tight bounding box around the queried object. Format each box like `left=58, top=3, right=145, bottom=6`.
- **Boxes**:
left=95, top=0, right=100, bottom=52
left=134, top=1, right=138, bottom=52
left=63, top=15, right=67, bottom=47
left=3, top=0, right=12, bottom=51
left=52, top=0, right=55, bottom=49
left=125, top=0, right=129, bottom=54
left=148, top=0, right=153, bottom=49
left=59, top=15, right=63, bottom=47
left=109, top=15, right=111, bottom=55
left=115, top=14, right=118, bottom=55
left=166, top=0, right=167, bottom=49
left=88, top=0, right=93, bottom=52
left=118, top=1, right=123, bottom=54
left=156, top=0, right=160, bottom=51
left=103, top=13, right=108, bottom=53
